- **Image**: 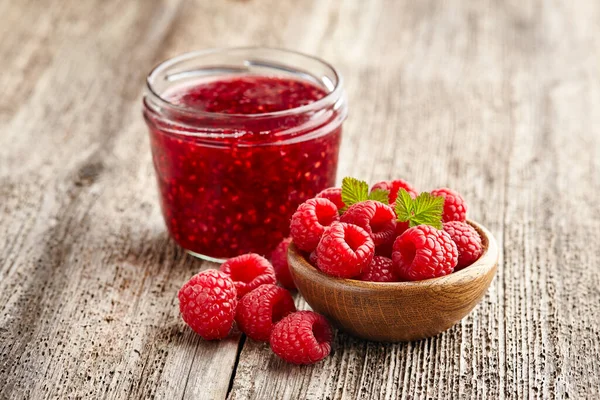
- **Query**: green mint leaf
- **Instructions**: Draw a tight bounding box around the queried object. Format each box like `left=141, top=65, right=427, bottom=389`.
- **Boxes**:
left=395, top=189, right=444, bottom=229
left=410, top=192, right=444, bottom=229
left=394, top=188, right=413, bottom=222
left=368, top=188, right=390, bottom=204
left=341, top=177, right=369, bottom=209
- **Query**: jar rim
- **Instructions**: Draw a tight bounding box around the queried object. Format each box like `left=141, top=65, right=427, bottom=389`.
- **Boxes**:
left=145, top=47, right=345, bottom=120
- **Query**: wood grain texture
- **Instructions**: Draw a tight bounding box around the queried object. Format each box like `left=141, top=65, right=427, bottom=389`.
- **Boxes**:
left=287, top=221, right=498, bottom=342
left=1, top=0, right=599, bottom=399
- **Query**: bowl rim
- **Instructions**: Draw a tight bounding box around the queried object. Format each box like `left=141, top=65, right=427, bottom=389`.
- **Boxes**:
left=288, top=219, right=498, bottom=290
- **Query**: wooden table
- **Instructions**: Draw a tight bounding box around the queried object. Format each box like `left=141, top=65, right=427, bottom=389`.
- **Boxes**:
left=1, top=0, right=599, bottom=399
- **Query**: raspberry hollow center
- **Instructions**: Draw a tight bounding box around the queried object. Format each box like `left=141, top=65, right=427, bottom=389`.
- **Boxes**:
left=344, top=227, right=366, bottom=251
left=398, top=241, right=417, bottom=266
left=316, top=204, right=339, bottom=227
left=229, top=267, right=259, bottom=284
left=312, top=319, right=331, bottom=344
left=370, top=207, right=392, bottom=233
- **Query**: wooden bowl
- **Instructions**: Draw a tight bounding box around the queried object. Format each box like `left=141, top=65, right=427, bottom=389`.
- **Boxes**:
left=287, top=220, right=498, bottom=342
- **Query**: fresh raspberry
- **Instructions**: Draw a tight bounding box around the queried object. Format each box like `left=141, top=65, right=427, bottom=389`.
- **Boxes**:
left=316, top=222, right=375, bottom=278
left=375, top=220, right=409, bottom=258
left=220, top=253, right=276, bottom=298
left=443, top=221, right=483, bottom=270
left=270, top=311, right=333, bottom=365
left=316, top=187, right=345, bottom=210
left=290, top=198, right=339, bottom=252
left=358, top=256, right=397, bottom=282
left=236, top=284, right=296, bottom=341
left=178, top=269, right=238, bottom=340
left=392, top=225, right=458, bottom=281
left=270, top=237, right=295, bottom=289
left=371, top=179, right=418, bottom=204
left=340, top=200, right=397, bottom=247
left=375, top=241, right=393, bottom=258
left=395, top=220, right=410, bottom=237
left=430, top=188, right=467, bottom=222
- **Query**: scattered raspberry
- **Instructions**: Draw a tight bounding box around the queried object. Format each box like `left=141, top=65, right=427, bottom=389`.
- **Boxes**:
left=358, top=256, right=397, bottom=282
left=236, top=284, right=296, bottom=341
left=371, top=179, right=418, bottom=204
left=316, top=187, right=345, bottom=211
left=270, top=237, right=295, bottom=289
left=220, top=253, right=276, bottom=298
left=431, top=188, right=467, bottom=222
left=443, top=221, right=483, bottom=270
left=340, top=200, right=397, bottom=247
left=316, top=222, right=375, bottom=278
left=178, top=269, right=238, bottom=340
left=290, top=198, right=339, bottom=252
left=270, top=311, right=333, bottom=365
left=392, top=225, right=458, bottom=281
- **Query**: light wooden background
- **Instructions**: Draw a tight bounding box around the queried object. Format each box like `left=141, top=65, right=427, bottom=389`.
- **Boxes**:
left=1, top=0, right=599, bottom=399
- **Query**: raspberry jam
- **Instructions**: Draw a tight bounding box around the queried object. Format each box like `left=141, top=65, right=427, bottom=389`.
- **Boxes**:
left=143, top=49, right=347, bottom=260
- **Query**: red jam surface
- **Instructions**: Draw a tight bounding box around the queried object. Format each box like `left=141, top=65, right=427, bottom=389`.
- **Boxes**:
left=146, top=76, right=342, bottom=259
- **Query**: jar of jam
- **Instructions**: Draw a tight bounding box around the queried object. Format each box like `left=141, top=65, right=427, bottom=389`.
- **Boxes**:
left=143, top=48, right=347, bottom=261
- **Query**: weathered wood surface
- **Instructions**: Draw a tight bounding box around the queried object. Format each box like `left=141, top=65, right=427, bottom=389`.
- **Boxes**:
left=1, top=0, right=599, bottom=399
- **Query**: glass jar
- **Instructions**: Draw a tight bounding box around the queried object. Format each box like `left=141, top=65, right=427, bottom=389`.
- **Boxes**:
left=143, top=48, right=347, bottom=261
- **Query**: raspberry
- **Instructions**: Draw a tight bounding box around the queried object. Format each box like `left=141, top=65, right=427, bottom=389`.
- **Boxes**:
left=358, top=256, right=397, bottom=282
left=316, top=222, right=375, bottom=278
left=270, top=237, right=295, bottom=289
left=270, top=311, right=333, bottom=365
left=375, top=219, right=409, bottom=258
left=395, top=219, right=410, bottom=235
left=236, top=284, right=296, bottom=341
left=430, top=188, right=467, bottom=222
left=375, top=241, right=393, bottom=258
left=443, top=221, right=483, bottom=270
left=290, top=198, right=339, bottom=252
left=392, top=225, right=458, bottom=281
left=340, top=200, right=397, bottom=246
left=373, top=221, right=411, bottom=256
left=220, top=253, right=276, bottom=298
left=178, top=269, right=238, bottom=340
left=371, top=179, right=418, bottom=204
left=316, top=187, right=345, bottom=210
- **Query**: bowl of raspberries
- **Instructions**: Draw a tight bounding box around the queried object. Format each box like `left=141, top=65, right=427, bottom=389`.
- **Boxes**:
left=287, top=177, right=498, bottom=342
left=175, top=177, right=498, bottom=366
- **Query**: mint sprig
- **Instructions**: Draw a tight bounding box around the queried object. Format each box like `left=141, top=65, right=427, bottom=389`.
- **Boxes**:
left=340, top=177, right=390, bottom=211
left=367, top=189, right=390, bottom=204
left=395, top=188, right=444, bottom=229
